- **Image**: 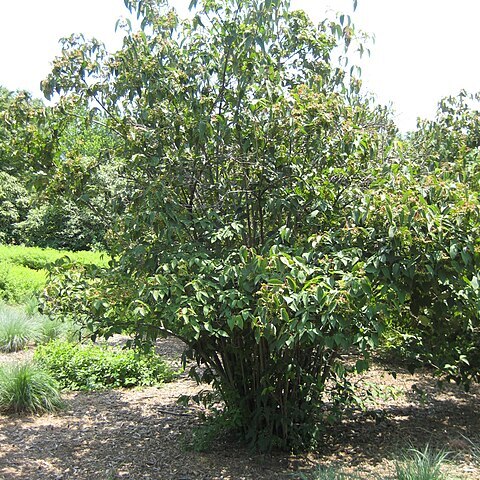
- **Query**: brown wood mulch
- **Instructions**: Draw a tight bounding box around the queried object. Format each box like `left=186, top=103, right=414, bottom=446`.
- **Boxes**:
left=0, top=339, right=479, bottom=480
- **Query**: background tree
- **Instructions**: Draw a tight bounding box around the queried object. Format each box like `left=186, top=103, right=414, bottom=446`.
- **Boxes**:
left=0, top=86, right=126, bottom=250
left=0, top=171, right=30, bottom=244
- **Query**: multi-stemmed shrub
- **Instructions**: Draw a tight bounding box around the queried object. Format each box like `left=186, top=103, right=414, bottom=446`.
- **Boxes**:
left=38, top=0, right=480, bottom=451
left=41, top=0, right=396, bottom=451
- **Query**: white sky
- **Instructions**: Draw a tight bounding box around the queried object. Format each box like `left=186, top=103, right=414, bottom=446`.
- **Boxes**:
left=0, top=0, right=479, bottom=131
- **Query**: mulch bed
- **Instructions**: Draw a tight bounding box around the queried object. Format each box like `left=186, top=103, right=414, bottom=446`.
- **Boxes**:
left=1, top=340, right=479, bottom=479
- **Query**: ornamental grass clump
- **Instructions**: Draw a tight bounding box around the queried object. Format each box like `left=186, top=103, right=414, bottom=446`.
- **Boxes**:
left=395, top=446, right=448, bottom=480
left=0, top=304, right=39, bottom=352
left=0, top=361, right=64, bottom=414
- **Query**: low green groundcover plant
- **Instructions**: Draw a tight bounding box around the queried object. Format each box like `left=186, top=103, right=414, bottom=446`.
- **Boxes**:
left=0, top=244, right=109, bottom=303
left=34, top=340, right=175, bottom=390
left=0, top=303, right=39, bottom=352
left=0, top=361, right=64, bottom=414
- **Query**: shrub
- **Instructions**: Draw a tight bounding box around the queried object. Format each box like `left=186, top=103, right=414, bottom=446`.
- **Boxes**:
left=0, top=362, right=64, bottom=414
left=34, top=340, right=175, bottom=390
left=17, top=199, right=106, bottom=251
left=40, top=0, right=395, bottom=451
left=0, top=304, right=39, bottom=352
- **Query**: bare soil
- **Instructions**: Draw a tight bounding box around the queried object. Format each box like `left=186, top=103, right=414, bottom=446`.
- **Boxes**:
left=0, top=339, right=479, bottom=480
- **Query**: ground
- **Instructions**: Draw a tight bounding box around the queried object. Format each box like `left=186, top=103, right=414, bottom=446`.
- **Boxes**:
left=0, top=339, right=479, bottom=480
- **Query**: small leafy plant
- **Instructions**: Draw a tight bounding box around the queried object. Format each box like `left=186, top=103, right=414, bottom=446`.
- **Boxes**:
left=34, top=340, right=175, bottom=390
left=0, top=361, right=64, bottom=414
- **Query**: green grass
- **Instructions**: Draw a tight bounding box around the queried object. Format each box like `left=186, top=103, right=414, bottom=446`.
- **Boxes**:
left=37, top=316, right=69, bottom=344
left=34, top=340, right=176, bottom=391
left=0, top=302, right=78, bottom=351
left=0, top=303, right=39, bottom=352
left=305, top=446, right=452, bottom=480
left=395, top=446, right=448, bottom=480
left=460, top=434, right=480, bottom=467
left=0, top=361, right=64, bottom=414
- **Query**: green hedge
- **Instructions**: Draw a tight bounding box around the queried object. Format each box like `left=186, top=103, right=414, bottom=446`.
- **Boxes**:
left=34, top=340, right=176, bottom=390
left=0, top=245, right=109, bottom=270
left=0, top=245, right=109, bottom=302
left=0, top=263, right=46, bottom=303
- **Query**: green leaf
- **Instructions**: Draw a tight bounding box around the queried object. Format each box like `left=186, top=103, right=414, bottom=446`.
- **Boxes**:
left=355, top=359, right=369, bottom=373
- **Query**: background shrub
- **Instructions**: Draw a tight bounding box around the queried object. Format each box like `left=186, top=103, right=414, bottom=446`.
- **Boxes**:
left=16, top=199, right=106, bottom=251
left=34, top=340, right=175, bottom=390
left=0, top=361, right=64, bottom=414
left=0, top=172, right=30, bottom=244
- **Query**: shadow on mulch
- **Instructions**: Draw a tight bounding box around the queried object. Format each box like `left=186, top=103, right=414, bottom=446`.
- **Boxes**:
left=0, top=360, right=479, bottom=480
left=0, top=387, right=304, bottom=480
